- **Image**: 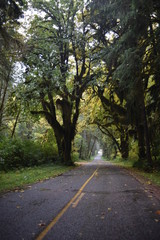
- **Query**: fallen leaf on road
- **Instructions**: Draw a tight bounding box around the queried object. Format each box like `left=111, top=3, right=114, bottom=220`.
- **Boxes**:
left=16, top=206, right=21, bottom=209
left=108, top=208, right=112, bottom=211
left=100, top=212, right=105, bottom=219
left=154, top=219, right=159, bottom=223
left=38, top=222, right=46, bottom=227
left=156, top=210, right=160, bottom=215
left=147, top=181, right=151, bottom=185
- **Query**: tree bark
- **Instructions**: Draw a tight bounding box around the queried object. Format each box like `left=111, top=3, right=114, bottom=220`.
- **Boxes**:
left=89, top=137, right=96, bottom=159
left=0, top=79, right=9, bottom=128
left=136, top=123, right=146, bottom=160
left=11, top=110, right=20, bottom=138
left=135, top=80, right=153, bottom=168
left=143, top=102, right=153, bottom=168
left=120, top=127, right=129, bottom=159
left=79, top=139, right=83, bottom=159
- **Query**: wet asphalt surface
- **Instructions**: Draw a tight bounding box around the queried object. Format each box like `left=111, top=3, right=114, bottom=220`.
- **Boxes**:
left=0, top=156, right=160, bottom=240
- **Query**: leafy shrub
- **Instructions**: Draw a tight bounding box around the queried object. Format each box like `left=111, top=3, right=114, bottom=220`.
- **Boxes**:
left=0, top=138, right=24, bottom=170
left=41, top=142, right=58, bottom=162
left=0, top=137, right=58, bottom=171
left=72, top=151, right=79, bottom=162
left=22, top=140, right=44, bottom=166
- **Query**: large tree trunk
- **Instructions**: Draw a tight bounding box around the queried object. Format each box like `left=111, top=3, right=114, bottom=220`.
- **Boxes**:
left=120, top=127, right=129, bottom=159
left=136, top=122, right=146, bottom=160
left=55, top=133, right=72, bottom=165
left=79, top=139, right=83, bottom=159
left=54, top=131, right=64, bottom=162
left=63, top=132, right=72, bottom=165
left=135, top=80, right=153, bottom=168
left=143, top=101, right=153, bottom=168
left=36, top=88, right=81, bottom=165
left=0, top=79, right=9, bottom=129
left=89, top=137, right=96, bottom=159
left=55, top=98, right=77, bottom=165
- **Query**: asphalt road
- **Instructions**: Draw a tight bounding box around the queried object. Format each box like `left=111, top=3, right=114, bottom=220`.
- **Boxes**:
left=0, top=156, right=160, bottom=240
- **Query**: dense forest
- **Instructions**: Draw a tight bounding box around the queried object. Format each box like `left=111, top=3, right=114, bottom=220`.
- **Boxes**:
left=0, top=0, right=160, bottom=171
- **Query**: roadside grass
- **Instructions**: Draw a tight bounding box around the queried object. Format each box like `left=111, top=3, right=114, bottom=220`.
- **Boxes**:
left=108, top=157, right=160, bottom=187
left=75, top=158, right=93, bottom=163
left=139, top=171, right=160, bottom=186
left=0, top=164, right=74, bottom=193
left=109, top=157, right=136, bottom=168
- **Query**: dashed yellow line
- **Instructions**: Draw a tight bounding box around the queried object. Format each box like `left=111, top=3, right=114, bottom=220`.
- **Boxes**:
left=36, top=168, right=99, bottom=240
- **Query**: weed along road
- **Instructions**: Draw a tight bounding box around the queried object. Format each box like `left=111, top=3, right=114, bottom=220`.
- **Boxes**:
left=0, top=156, right=160, bottom=240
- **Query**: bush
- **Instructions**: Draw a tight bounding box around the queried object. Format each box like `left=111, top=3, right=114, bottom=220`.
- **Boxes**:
left=41, top=142, right=58, bottom=162
left=0, top=138, right=24, bottom=170
left=72, top=151, right=79, bottom=162
left=0, top=137, right=58, bottom=171
left=22, top=140, right=44, bottom=166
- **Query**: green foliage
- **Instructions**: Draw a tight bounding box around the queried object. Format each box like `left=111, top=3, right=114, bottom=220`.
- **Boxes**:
left=0, top=0, right=26, bottom=134
left=109, top=156, right=136, bottom=168
left=20, top=0, right=95, bottom=164
left=88, top=0, right=160, bottom=168
left=1, top=0, right=160, bottom=170
left=129, top=140, right=138, bottom=159
left=0, top=0, right=25, bottom=25
left=71, top=152, right=80, bottom=162
left=0, top=137, right=58, bottom=171
left=41, top=141, right=58, bottom=162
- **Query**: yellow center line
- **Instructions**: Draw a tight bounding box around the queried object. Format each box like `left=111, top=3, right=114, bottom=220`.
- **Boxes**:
left=72, top=192, right=85, bottom=208
left=36, top=167, right=99, bottom=240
